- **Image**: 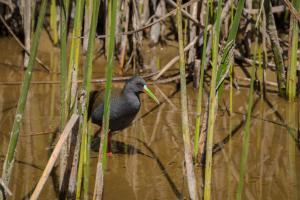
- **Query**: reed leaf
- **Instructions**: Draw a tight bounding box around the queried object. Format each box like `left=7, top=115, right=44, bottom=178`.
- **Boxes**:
left=216, top=0, right=246, bottom=95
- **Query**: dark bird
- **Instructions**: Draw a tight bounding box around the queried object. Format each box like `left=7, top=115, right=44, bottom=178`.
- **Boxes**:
left=88, top=76, right=159, bottom=155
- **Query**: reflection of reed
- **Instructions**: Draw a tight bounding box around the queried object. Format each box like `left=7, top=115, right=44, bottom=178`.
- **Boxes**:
left=286, top=102, right=298, bottom=200
left=137, top=139, right=183, bottom=199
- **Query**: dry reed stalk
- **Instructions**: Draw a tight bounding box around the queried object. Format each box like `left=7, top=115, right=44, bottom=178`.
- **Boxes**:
left=29, top=114, right=79, bottom=200
left=264, top=0, right=286, bottom=95
left=152, top=36, right=199, bottom=80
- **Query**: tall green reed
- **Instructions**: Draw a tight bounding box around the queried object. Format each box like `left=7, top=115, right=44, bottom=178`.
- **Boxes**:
left=93, top=0, right=118, bottom=198
left=286, top=0, right=300, bottom=101
left=203, top=0, right=222, bottom=199
left=50, top=0, right=58, bottom=45
left=177, top=0, right=198, bottom=199
left=59, top=0, right=70, bottom=187
left=0, top=0, right=47, bottom=199
left=66, top=0, right=85, bottom=114
left=76, top=0, right=101, bottom=198
left=194, top=0, right=210, bottom=160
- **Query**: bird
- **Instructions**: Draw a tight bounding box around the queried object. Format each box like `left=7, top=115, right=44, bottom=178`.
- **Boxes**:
left=88, top=76, right=159, bottom=155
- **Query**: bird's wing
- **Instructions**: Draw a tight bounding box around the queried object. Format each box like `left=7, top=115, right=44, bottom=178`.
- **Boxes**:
left=88, top=88, right=123, bottom=123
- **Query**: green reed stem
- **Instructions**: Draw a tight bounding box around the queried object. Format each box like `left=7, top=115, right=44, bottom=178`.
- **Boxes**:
left=177, top=0, right=198, bottom=199
left=92, top=1, right=117, bottom=198
left=286, top=0, right=300, bottom=101
left=66, top=0, right=84, bottom=114
left=76, top=0, right=101, bottom=198
left=194, top=0, right=210, bottom=160
left=236, top=66, right=256, bottom=200
left=60, top=0, right=69, bottom=132
left=59, top=0, right=70, bottom=187
left=50, top=0, right=58, bottom=45
left=101, top=0, right=118, bottom=170
left=204, top=0, right=222, bottom=199
left=0, top=0, right=47, bottom=199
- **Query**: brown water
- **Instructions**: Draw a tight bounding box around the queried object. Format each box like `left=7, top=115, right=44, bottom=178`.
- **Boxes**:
left=0, top=34, right=299, bottom=200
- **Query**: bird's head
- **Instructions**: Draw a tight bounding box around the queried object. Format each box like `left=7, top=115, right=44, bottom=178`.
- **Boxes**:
left=124, top=76, right=159, bottom=104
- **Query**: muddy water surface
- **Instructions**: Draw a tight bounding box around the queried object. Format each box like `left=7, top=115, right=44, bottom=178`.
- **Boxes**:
left=0, top=35, right=299, bottom=200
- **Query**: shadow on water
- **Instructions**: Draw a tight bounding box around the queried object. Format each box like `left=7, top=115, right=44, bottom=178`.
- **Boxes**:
left=135, top=138, right=183, bottom=200
left=91, top=137, right=151, bottom=158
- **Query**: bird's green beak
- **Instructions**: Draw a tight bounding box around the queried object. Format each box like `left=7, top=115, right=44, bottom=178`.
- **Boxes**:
left=143, top=85, right=160, bottom=104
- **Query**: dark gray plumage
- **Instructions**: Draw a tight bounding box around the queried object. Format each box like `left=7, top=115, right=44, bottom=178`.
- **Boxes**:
left=88, top=76, right=147, bottom=131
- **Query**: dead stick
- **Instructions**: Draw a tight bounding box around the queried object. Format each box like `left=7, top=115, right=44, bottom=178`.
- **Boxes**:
left=0, top=15, right=50, bottom=72
left=0, top=72, right=159, bottom=85
left=29, top=114, right=79, bottom=200
left=234, top=49, right=276, bottom=68
left=152, top=36, right=198, bottom=81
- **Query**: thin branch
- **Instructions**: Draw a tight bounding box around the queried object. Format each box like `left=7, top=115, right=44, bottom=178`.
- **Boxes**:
left=0, top=15, right=50, bottom=72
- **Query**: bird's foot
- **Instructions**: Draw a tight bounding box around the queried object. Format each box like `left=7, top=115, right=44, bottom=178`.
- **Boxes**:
left=107, top=152, right=113, bottom=157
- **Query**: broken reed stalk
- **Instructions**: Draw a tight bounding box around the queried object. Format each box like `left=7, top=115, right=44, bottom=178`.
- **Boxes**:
left=286, top=0, right=300, bottom=101
left=63, top=0, right=84, bottom=197
left=194, top=0, right=209, bottom=160
left=176, top=0, right=198, bottom=199
left=203, top=0, right=222, bottom=199
left=0, top=1, right=47, bottom=199
left=75, top=0, right=101, bottom=198
left=93, top=1, right=118, bottom=199
left=59, top=0, right=70, bottom=188
left=264, top=0, right=286, bottom=95
left=29, top=114, right=79, bottom=200
left=236, top=65, right=256, bottom=200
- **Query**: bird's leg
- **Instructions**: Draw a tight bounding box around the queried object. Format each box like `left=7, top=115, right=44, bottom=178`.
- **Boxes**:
left=107, top=131, right=113, bottom=157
